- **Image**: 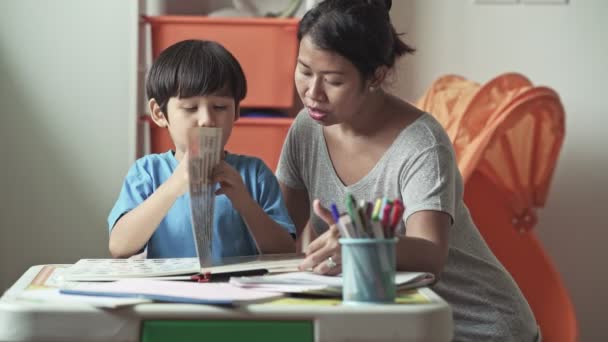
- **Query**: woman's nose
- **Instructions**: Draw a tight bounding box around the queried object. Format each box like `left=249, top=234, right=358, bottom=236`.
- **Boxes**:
left=307, top=78, right=326, bottom=102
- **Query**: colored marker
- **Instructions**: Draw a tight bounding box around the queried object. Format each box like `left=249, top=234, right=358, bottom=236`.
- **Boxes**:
left=345, top=193, right=364, bottom=235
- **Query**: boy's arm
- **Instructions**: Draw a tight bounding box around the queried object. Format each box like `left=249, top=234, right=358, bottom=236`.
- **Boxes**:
left=109, top=181, right=181, bottom=258
left=236, top=197, right=297, bottom=254
left=212, top=161, right=295, bottom=254
left=109, top=154, right=189, bottom=258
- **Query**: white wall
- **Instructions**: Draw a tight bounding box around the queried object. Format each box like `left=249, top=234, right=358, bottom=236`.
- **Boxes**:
left=0, top=0, right=138, bottom=291
left=391, top=1, right=608, bottom=341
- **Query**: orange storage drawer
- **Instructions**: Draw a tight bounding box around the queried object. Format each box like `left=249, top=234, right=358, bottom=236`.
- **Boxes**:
left=145, top=117, right=294, bottom=172
left=144, top=16, right=299, bottom=109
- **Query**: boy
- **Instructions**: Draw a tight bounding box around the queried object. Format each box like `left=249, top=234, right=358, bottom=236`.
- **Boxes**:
left=108, top=40, right=296, bottom=259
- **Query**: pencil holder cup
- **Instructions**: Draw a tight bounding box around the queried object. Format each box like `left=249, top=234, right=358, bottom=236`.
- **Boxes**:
left=339, top=238, right=397, bottom=304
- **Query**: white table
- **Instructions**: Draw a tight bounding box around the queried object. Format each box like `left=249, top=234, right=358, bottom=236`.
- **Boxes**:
left=0, top=265, right=453, bottom=342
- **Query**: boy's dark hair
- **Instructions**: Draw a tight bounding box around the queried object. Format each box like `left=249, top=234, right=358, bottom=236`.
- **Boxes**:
left=146, top=39, right=247, bottom=114
left=298, top=0, right=415, bottom=79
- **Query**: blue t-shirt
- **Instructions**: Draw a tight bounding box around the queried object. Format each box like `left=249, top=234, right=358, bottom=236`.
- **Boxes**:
left=108, top=151, right=295, bottom=260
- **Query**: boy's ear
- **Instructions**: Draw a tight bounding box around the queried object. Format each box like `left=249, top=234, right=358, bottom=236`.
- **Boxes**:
left=149, top=99, right=168, bottom=127
left=234, top=104, right=240, bottom=122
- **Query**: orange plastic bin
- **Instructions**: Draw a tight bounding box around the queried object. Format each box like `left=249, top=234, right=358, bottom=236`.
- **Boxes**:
left=144, top=16, right=299, bottom=109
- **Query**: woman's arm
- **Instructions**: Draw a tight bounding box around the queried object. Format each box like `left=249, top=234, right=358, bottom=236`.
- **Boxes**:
left=396, top=210, right=451, bottom=279
left=279, top=182, right=316, bottom=252
left=299, top=203, right=450, bottom=278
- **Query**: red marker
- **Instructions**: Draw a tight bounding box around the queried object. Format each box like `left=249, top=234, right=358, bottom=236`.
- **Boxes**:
left=381, top=203, right=393, bottom=236
left=389, top=200, right=405, bottom=234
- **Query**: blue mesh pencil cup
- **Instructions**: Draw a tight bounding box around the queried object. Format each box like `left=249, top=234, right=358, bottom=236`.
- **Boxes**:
left=340, top=237, right=398, bottom=304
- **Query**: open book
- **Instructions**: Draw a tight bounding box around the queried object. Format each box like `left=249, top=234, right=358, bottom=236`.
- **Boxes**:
left=229, top=271, right=435, bottom=296
left=62, top=254, right=305, bottom=282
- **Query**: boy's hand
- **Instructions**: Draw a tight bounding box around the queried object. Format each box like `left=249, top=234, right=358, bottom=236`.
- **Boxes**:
left=212, top=161, right=251, bottom=211
left=165, top=151, right=189, bottom=198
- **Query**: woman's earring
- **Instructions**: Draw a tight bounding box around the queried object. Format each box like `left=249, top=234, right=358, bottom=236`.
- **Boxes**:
left=369, top=86, right=376, bottom=92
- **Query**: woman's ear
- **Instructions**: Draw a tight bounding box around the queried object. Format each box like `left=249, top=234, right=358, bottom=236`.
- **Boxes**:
left=149, top=99, right=168, bottom=127
left=368, top=66, right=389, bottom=92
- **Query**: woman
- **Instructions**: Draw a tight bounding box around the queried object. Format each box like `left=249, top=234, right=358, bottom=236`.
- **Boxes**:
left=276, top=0, right=539, bottom=340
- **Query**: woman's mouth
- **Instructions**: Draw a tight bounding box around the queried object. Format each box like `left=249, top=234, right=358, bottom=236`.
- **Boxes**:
left=307, top=107, right=328, bottom=121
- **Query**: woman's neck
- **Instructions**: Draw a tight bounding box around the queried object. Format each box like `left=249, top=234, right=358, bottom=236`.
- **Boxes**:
left=336, top=91, right=392, bottom=137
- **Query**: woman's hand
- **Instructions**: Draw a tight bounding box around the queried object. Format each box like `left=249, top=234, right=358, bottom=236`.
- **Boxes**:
left=299, top=199, right=342, bottom=275
left=212, top=161, right=251, bottom=211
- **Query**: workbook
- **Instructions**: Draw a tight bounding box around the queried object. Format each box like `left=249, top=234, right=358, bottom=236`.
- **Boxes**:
left=63, top=254, right=305, bottom=282
left=229, top=271, right=435, bottom=296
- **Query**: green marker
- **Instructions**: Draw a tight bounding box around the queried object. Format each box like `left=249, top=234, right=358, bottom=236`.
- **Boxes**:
left=345, top=193, right=364, bottom=236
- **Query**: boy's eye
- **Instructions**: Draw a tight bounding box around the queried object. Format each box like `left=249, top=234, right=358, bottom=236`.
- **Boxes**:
left=213, top=105, right=227, bottom=111
left=183, top=107, right=197, bottom=112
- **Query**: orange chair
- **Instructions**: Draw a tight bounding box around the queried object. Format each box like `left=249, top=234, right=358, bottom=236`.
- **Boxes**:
left=417, top=73, right=578, bottom=341
left=147, top=116, right=293, bottom=172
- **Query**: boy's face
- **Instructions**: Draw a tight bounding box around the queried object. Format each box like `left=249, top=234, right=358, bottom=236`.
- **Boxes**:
left=150, top=94, right=238, bottom=159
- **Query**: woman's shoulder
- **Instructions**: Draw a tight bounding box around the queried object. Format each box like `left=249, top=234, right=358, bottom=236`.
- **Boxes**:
left=397, top=111, right=453, bottom=152
left=290, top=109, right=320, bottom=136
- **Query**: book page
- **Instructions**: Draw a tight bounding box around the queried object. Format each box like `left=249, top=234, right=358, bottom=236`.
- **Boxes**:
left=62, top=258, right=200, bottom=281
left=187, top=127, right=223, bottom=266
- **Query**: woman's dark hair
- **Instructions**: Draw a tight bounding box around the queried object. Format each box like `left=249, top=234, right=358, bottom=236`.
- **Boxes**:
left=146, top=39, right=247, bottom=114
left=298, top=0, right=415, bottom=79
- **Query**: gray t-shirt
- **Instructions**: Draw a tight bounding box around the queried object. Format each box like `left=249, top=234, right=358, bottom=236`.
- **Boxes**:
left=277, top=112, right=538, bottom=341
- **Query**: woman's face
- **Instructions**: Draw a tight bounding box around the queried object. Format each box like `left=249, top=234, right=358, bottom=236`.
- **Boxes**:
left=294, top=35, right=370, bottom=125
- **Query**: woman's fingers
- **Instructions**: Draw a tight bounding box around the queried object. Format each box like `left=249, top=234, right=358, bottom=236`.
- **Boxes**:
left=312, top=252, right=342, bottom=275
left=300, top=199, right=344, bottom=274
left=299, top=239, right=342, bottom=274
left=299, top=245, right=330, bottom=270
left=313, top=199, right=335, bottom=226
left=304, top=229, right=330, bottom=255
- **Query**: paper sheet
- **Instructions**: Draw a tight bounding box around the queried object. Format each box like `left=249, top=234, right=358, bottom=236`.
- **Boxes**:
left=61, top=279, right=283, bottom=305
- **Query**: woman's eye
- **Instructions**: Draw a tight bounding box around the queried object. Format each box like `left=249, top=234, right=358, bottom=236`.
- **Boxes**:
left=326, top=79, right=343, bottom=86
left=298, top=69, right=312, bottom=77
left=213, top=105, right=227, bottom=111
left=183, top=107, right=197, bottom=112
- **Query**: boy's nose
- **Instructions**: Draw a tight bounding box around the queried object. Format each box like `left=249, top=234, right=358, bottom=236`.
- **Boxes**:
left=197, top=112, right=216, bottom=127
